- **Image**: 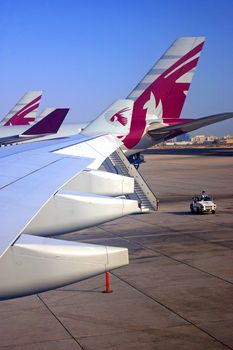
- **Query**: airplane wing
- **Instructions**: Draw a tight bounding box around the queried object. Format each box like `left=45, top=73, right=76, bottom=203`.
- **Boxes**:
left=0, top=133, right=129, bottom=300
left=0, top=133, right=120, bottom=257
left=147, top=113, right=233, bottom=143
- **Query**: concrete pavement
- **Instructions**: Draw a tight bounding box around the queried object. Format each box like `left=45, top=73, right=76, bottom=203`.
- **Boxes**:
left=0, top=149, right=233, bottom=349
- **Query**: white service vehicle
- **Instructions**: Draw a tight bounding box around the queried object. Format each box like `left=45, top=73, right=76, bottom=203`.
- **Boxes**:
left=190, top=195, right=217, bottom=214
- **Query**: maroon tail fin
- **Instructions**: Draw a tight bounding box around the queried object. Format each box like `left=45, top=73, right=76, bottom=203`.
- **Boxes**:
left=123, top=37, right=205, bottom=149
left=22, top=108, right=69, bottom=136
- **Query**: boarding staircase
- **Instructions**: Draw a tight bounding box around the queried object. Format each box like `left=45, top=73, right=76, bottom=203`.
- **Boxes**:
left=104, top=148, right=158, bottom=213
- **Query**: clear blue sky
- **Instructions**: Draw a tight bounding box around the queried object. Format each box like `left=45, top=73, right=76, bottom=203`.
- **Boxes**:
left=0, top=0, right=232, bottom=136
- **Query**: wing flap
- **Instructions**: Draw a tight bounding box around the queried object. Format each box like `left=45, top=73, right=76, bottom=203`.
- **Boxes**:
left=0, top=156, right=92, bottom=258
left=0, top=134, right=120, bottom=258
left=0, top=234, right=128, bottom=300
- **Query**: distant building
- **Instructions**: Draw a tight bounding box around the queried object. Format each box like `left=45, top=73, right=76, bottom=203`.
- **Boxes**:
left=191, top=135, right=206, bottom=143
left=191, top=135, right=219, bottom=144
left=175, top=141, right=192, bottom=146
left=206, top=135, right=219, bottom=142
left=164, top=142, right=175, bottom=146
left=223, top=135, right=233, bottom=144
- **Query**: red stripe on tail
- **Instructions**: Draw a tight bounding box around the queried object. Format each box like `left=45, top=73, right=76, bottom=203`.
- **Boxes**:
left=4, top=95, right=42, bottom=126
left=123, top=42, right=204, bottom=149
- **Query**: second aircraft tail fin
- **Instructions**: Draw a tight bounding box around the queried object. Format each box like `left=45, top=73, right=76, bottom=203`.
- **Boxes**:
left=1, top=91, right=42, bottom=126
left=22, top=108, right=69, bottom=136
left=81, top=99, right=134, bottom=139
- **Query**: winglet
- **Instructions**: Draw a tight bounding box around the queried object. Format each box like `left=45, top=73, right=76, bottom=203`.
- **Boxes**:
left=22, top=108, right=69, bottom=136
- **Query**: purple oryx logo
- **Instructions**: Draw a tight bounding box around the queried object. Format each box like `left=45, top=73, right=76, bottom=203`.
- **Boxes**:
left=109, top=107, right=130, bottom=126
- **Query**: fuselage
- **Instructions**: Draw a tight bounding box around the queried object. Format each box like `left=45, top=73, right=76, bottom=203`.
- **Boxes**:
left=0, top=123, right=86, bottom=138
left=0, top=121, right=166, bottom=156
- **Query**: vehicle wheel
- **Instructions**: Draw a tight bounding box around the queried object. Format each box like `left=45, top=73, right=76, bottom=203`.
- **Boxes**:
left=190, top=204, right=195, bottom=213
left=212, top=210, right=216, bottom=214
left=196, top=207, right=200, bottom=214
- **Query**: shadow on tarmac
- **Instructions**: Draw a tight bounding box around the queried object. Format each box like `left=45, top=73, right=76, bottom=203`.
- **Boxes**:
left=57, top=288, right=102, bottom=293
left=168, top=211, right=194, bottom=216
left=144, top=148, right=233, bottom=157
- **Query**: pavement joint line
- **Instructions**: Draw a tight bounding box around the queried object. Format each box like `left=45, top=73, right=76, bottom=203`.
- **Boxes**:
left=131, top=211, right=233, bottom=231
left=130, top=237, right=233, bottom=287
left=130, top=254, right=160, bottom=261
left=188, top=233, right=233, bottom=251
left=86, top=229, right=233, bottom=252
left=36, top=294, right=85, bottom=350
left=76, top=329, right=144, bottom=341
left=0, top=338, right=75, bottom=349
left=98, top=226, right=233, bottom=286
left=111, top=272, right=233, bottom=350
left=74, top=325, right=197, bottom=341
left=123, top=227, right=233, bottom=252
left=123, top=226, right=233, bottom=252
left=111, top=271, right=191, bottom=326
left=130, top=232, right=233, bottom=253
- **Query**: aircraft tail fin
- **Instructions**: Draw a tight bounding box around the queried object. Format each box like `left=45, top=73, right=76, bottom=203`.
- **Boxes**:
left=22, top=108, right=69, bottom=136
left=81, top=99, right=134, bottom=139
left=36, top=108, right=56, bottom=122
left=1, top=91, right=43, bottom=126
left=123, top=37, right=205, bottom=149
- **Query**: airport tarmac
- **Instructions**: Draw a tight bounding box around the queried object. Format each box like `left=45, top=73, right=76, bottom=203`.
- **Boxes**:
left=0, top=149, right=233, bottom=350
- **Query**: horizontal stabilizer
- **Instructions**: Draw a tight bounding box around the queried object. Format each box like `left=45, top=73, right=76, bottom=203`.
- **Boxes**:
left=148, top=113, right=233, bottom=143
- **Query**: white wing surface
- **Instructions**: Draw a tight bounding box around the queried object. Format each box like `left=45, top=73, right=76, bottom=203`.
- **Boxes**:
left=0, top=134, right=119, bottom=258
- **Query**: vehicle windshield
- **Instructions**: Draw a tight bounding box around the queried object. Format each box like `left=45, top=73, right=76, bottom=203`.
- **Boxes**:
left=198, top=195, right=211, bottom=201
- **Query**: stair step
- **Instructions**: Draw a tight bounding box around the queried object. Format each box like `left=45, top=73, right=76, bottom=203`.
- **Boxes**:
left=104, top=150, right=158, bottom=213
